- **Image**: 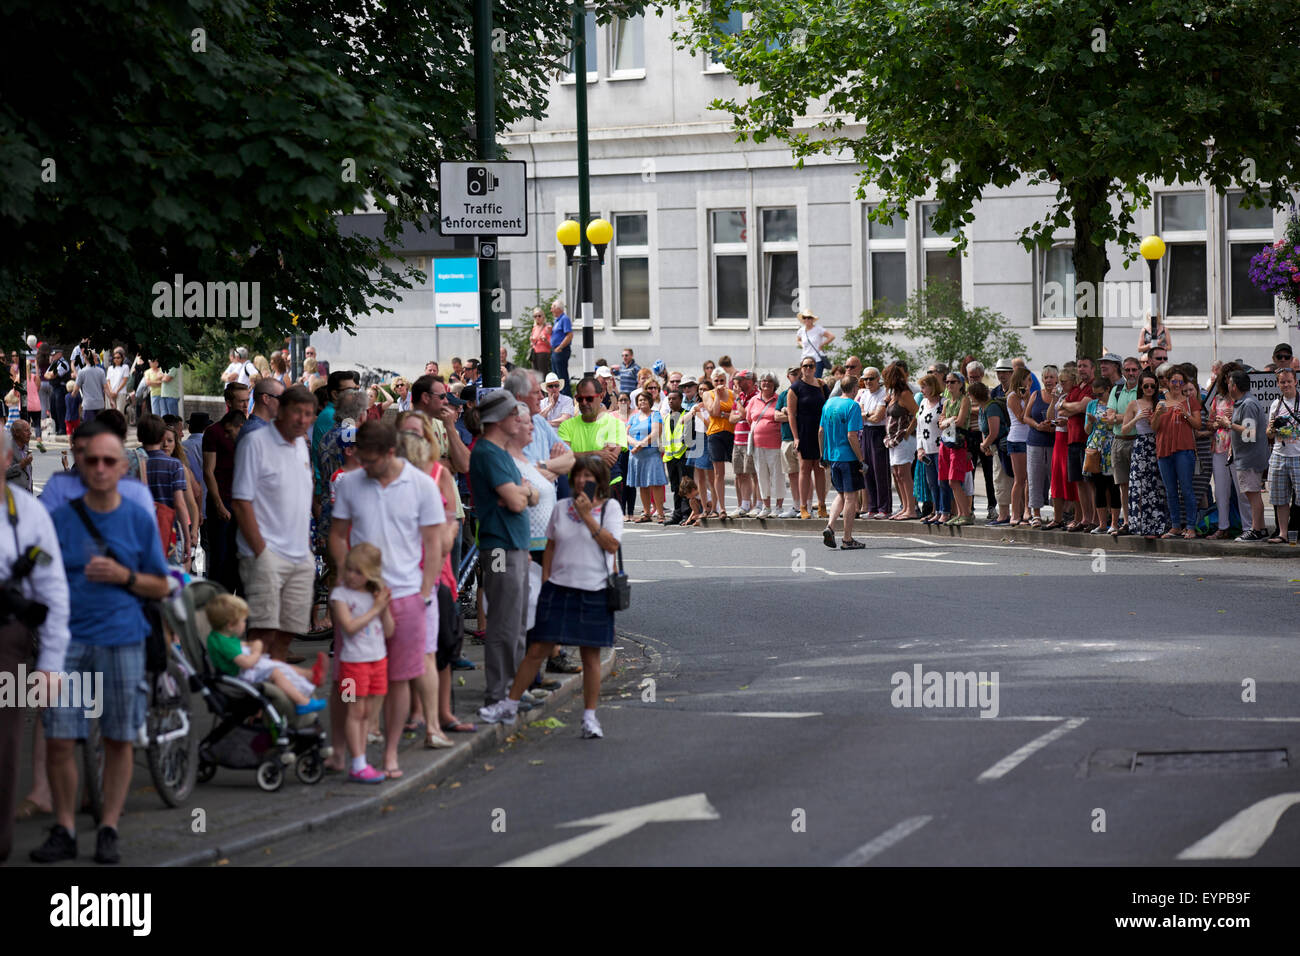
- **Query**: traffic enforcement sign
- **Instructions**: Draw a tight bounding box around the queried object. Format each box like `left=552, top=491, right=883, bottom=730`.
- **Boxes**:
left=438, top=161, right=528, bottom=236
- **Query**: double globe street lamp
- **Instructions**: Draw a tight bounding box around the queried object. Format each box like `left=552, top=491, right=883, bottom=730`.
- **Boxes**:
left=556, top=216, right=612, bottom=381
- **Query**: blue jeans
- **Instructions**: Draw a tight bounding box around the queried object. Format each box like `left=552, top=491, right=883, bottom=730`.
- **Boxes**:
left=814, top=357, right=830, bottom=377
left=550, top=349, right=571, bottom=395
left=922, top=452, right=952, bottom=514
left=1157, top=448, right=1197, bottom=528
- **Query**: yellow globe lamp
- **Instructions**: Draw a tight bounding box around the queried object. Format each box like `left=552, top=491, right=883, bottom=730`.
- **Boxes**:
left=1139, top=235, right=1166, bottom=261
left=586, top=217, right=613, bottom=264
left=1139, top=234, right=1165, bottom=328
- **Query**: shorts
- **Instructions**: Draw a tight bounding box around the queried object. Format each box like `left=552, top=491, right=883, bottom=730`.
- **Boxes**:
left=829, top=459, right=865, bottom=494
left=938, top=442, right=972, bottom=482
left=1067, top=442, right=1085, bottom=483
left=337, top=658, right=388, bottom=698
left=732, top=446, right=756, bottom=474
left=386, top=593, right=426, bottom=681
left=239, top=548, right=314, bottom=635
left=707, top=431, right=735, bottom=463
left=42, top=641, right=146, bottom=742
left=1235, top=467, right=1264, bottom=493
left=781, top=440, right=799, bottom=472
left=1267, top=453, right=1300, bottom=506
left=1112, top=438, right=1134, bottom=484
left=1006, top=441, right=1027, bottom=455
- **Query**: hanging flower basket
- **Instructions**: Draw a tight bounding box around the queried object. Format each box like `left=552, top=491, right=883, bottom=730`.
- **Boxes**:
left=1249, top=205, right=1300, bottom=313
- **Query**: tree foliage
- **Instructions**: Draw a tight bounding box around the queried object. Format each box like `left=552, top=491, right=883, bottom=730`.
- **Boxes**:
left=830, top=279, right=1026, bottom=373
left=3, top=0, right=637, bottom=363
left=678, top=1, right=1300, bottom=357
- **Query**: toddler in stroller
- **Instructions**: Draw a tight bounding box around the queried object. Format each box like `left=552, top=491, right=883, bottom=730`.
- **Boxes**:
left=205, top=594, right=326, bottom=715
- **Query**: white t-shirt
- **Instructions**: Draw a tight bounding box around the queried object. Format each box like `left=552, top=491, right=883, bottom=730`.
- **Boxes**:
left=546, top=498, right=624, bottom=592
left=857, top=385, right=887, bottom=427
left=105, top=364, right=131, bottom=395
left=514, top=456, right=556, bottom=551
left=1269, top=397, right=1300, bottom=457
left=225, top=361, right=257, bottom=386
left=332, top=460, right=446, bottom=598
left=797, top=325, right=832, bottom=361
left=917, top=397, right=942, bottom=454
left=231, top=423, right=313, bottom=561
left=329, top=586, right=386, bottom=662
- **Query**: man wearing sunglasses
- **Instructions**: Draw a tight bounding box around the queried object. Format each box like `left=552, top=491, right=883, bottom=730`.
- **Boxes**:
left=39, top=418, right=156, bottom=516
left=541, top=372, right=576, bottom=425
left=557, top=377, right=627, bottom=486
left=38, top=424, right=170, bottom=864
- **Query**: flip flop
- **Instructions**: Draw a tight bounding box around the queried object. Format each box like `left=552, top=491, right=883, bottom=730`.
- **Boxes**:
left=383, top=767, right=404, bottom=779
left=15, top=798, right=50, bottom=820
left=441, top=720, right=477, bottom=733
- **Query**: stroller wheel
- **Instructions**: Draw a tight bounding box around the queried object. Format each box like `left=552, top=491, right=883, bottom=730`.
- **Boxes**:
left=295, top=751, right=324, bottom=785
left=255, top=759, right=284, bottom=792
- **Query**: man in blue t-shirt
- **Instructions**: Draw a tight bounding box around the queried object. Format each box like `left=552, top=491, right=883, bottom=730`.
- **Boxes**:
left=34, top=428, right=172, bottom=865
left=819, top=373, right=866, bottom=550
left=468, top=391, right=537, bottom=710
left=549, top=299, right=574, bottom=394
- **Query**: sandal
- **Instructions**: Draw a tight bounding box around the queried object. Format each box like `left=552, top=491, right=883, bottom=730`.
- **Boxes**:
left=15, top=798, right=50, bottom=820
left=1267, top=535, right=1287, bottom=543
left=1209, top=529, right=1233, bottom=540
left=1160, top=530, right=1179, bottom=539
left=633, top=514, right=652, bottom=524
left=383, top=767, right=404, bottom=779
left=1029, top=517, right=1042, bottom=529
left=1182, top=528, right=1198, bottom=540
left=1043, top=520, right=1064, bottom=530
left=425, top=732, right=455, bottom=750
left=441, top=720, right=477, bottom=733
left=1061, top=521, right=1079, bottom=532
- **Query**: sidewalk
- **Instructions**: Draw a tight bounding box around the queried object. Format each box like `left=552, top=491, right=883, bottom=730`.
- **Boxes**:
left=8, top=636, right=614, bottom=867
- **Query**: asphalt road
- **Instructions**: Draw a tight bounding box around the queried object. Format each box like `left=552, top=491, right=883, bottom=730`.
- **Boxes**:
left=230, top=523, right=1300, bottom=867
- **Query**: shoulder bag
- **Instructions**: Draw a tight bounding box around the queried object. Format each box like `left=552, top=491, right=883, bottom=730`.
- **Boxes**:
left=596, top=502, right=630, bottom=612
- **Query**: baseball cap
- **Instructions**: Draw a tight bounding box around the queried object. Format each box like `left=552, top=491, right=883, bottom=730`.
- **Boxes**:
left=1099, top=352, right=1122, bottom=365
left=478, top=388, right=515, bottom=423
left=737, top=368, right=754, bottom=380
left=1273, top=342, right=1293, bottom=359
left=595, top=366, right=612, bottom=379
left=443, top=390, right=466, bottom=407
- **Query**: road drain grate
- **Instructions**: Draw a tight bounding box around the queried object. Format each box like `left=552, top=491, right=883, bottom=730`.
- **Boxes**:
left=1131, top=749, right=1289, bottom=774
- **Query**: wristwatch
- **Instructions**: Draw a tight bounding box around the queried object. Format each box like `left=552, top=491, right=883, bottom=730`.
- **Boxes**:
left=125, top=570, right=137, bottom=590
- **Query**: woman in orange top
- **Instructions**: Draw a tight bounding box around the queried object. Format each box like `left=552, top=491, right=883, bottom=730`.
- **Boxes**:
left=1152, top=364, right=1202, bottom=539
left=701, top=369, right=736, bottom=518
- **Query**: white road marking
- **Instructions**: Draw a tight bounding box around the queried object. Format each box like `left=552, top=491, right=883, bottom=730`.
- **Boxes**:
left=629, top=558, right=695, bottom=567
left=976, top=717, right=1088, bottom=781
left=1177, top=793, right=1300, bottom=860
left=498, top=793, right=720, bottom=868
left=1157, top=556, right=1222, bottom=563
left=834, top=816, right=933, bottom=866
left=1187, top=716, right=1300, bottom=722
left=811, top=568, right=896, bottom=576
left=921, top=715, right=1072, bottom=721
left=703, top=711, right=823, bottom=718
left=729, top=529, right=799, bottom=537
left=1033, top=547, right=1085, bottom=557
left=886, top=552, right=997, bottom=567
left=626, top=579, right=656, bottom=584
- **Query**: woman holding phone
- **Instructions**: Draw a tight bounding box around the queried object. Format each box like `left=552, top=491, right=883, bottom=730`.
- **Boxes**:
left=477, top=454, right=622, bottom=740
left=1122, top=370, right=1169, bottom=539
left=1152, top=366, right=1202, bottom=539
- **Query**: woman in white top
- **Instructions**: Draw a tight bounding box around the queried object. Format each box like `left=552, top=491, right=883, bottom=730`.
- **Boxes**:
left=1004, top=367, right=1032, bottom=526
left=104, top=348, right=132, bottom=413
left=916, top=373, right=949, bottom=524
left=477, top=453, right=622, bottom=740
left=796, top=309, right=835, bottom=378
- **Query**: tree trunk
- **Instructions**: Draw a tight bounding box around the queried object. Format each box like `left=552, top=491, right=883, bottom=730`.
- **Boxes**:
left=1071, top=178, right=1111, bottom=361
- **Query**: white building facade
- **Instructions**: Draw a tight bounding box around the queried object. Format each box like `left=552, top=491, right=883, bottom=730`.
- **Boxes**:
left=319, top=12, right=1296, bottom=380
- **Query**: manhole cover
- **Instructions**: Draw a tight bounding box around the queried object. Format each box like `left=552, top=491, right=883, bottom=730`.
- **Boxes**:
left=1131, top=749, right=1289, bottom=774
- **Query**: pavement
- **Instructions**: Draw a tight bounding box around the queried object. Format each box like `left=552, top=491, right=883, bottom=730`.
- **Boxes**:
left=8, top=633, right=614, bottom=867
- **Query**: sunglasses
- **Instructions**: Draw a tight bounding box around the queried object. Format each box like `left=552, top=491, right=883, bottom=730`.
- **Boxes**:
left=1142, top=383, right=1157, bottom=390
left=546, top=384, right=560, bottom=389
left=84, top=455, right=121, bottom=467
left=801, top=364, right=815, bottom=369
left=578, top=395, right=600, bottom=404
left=863, top=375, right=879, bottom=381
left=1168, top=379, right=1185, bottom=385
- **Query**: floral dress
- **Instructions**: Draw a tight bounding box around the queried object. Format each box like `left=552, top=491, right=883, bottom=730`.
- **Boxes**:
left=1127, top=406, right=1169, bottom=536
left=1085, top=399, right=1113, bottom=476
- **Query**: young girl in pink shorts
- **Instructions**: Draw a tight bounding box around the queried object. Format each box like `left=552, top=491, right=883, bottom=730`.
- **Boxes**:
left=330, top=543, right=394, bottom=783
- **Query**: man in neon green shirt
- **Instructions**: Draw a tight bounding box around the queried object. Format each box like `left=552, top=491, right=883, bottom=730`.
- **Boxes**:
left=557, top=376, right=627, bottom=484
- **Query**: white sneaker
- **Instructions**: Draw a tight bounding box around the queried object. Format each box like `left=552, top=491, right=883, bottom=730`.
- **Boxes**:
left=734, top=506, right=750, bottom=518
left=778, top=506, right=799, bottom=518
left=581, top=714, right=604, bottom=739
left=755, top=505, right=771, bottom=519
left=478, top=699, right=518, bottom=725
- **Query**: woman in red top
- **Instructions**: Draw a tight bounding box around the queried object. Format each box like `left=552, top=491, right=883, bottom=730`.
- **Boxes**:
left=529, top=308, right=553, bottom=377
left=1152, top=366, right=1202, bottom=539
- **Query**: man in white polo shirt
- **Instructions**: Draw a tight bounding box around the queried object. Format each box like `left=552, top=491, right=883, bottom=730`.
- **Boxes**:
left=330, top=420, right=445, bottom=778
left=232, top=384, right=316, bottom=663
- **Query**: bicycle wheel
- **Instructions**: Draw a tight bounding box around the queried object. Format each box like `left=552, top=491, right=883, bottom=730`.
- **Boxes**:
left=145, top=659, right=197, bottom=807
left=80, top=719, right=105, bottom=825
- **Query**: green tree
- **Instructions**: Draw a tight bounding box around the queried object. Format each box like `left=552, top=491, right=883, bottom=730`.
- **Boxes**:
left=678, top=1, right=1300, bottom=359
left=827, top=306, right=909, bottom=371
left=504, top=292, right=562, bottom=369
left=3, top=0, right=637, bottom=365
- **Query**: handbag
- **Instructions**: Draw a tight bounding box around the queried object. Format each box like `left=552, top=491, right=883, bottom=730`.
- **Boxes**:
left=597, top=503, right=630, bottom=612
left=69, top=497, right=169, bottom=673
left=1083, top=445, right=1103, bottom=474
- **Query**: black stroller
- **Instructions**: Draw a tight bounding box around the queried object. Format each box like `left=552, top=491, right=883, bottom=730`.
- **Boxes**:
left=161, top=577, right=331, bottom=792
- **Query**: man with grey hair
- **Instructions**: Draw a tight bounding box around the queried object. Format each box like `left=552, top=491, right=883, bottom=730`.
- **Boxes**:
left=5, top=419, right=34, bottom=492
left=856, top=366, right=891, bottom=517
left=549, top=298, right=573, bottom=393
left=503, top=368, right=575, bottom=481
left=237, top=376, right=285, bottom=445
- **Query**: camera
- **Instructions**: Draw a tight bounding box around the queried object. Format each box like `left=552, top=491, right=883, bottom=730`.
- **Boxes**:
left=0, top=545, right=51, bottom=629
left=466, top=166, right=499, bottom=196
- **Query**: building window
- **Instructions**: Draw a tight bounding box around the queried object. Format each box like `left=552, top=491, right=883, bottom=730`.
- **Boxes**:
left=565, top=10, right=598, bottom=81
left=564, top=211, right=603, bottom=321
left=921, top=202, right=962, bottom=293
left=706, top=7, right=743, bottom=71
left=760, top=207, right=798, bottom=323
left=711, top=208, right=748, bottom=322
left=865, top=204, right=906, bottom=315
left=1224, top=192, right=1275, bottom=322
left=611, top=15, right=645, bottom=75
left=1040, top=245, right=1076, bottom=322
left=614, top=213, right=649, bottom=324
left=1159, top=192, right=1208, bottom=320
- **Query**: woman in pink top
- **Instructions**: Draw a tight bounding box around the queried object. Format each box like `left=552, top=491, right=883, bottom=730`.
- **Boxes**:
left=529, top=307, right=553, bottom=377
left=745, top=373, right=785, bottom=518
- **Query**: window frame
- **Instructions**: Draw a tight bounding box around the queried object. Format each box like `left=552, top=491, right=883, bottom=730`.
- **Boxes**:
left=1157, top=190, right=1210, bottom=327
left=1222, top=190, right=1277, bottom=327
left=919, top=202, right=964, bottom=301
left=759, top=206, right=799, bottom=326
left=608, top=14, right=646, bottom=81
left=709, top=208, right=750, bottom=327
left=863, top=203, right=907, bottom=318
left=612, top=211, right=650, bottom=327
left=560, top=9, right=599, bottom=85
left=704, top=7, right=743, bottom=73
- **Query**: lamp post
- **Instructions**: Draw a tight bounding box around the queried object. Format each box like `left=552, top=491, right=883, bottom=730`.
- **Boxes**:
left=557, top=217, right=612, bottom=380
left=1139, top=234, right=1166, bottom=345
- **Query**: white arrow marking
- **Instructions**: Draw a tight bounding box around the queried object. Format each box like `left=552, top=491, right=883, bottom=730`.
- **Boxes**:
left=1176, top=793, right=1300, bottom=859
left=498, top=793, right=720, bottom=867
left=977, top=717, right=1088, bottom=781
left=835, top=815, right=933, bottom=866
